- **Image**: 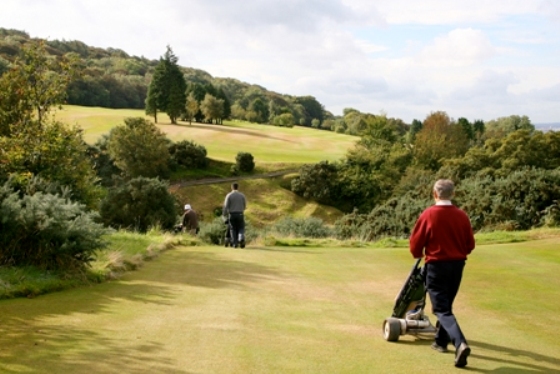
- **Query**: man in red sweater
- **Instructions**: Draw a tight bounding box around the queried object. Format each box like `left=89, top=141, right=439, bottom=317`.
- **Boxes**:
left=410, top=179, right=475, bottom=368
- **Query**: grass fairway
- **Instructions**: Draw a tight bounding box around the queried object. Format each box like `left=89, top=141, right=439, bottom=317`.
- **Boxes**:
left=56, top=105, right=358, bottom=165
left=0, top=239, right=559, bottom=373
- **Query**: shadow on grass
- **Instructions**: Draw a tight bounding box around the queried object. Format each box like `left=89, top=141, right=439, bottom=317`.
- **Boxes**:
left=0, top=281, right=191, bottom=373
left=150, top=249, right=286, bottom=288
left=466, top=339, right=560, bottom=373
left=243, top=246, right=321, bottom=254
left=398, top=338, right=559, bottom=373
left=0, top=249, right=286, bottom=373
left=171, top=122, right=296, bottom=143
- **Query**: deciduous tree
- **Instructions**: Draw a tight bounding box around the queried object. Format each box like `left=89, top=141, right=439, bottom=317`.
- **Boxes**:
left=107, top=117, right=170, bottom=179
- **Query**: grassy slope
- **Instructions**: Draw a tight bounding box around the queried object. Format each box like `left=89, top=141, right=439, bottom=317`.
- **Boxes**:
left=170, top=175, right=342, bottom=228
left=56, top=105, right=358, bottom=165
left=54, top=105, right=353, bottom=226
left=0, top=239, right=558, bottom=373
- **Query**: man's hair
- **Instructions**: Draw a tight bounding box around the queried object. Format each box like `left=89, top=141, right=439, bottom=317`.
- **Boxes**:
left=433, top=179, right=455, bottom=199
left=232, top=182, right=239, bottom=190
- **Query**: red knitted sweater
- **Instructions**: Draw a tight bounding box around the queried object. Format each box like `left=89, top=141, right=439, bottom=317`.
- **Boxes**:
left=409, top=205, right=475, bottom=263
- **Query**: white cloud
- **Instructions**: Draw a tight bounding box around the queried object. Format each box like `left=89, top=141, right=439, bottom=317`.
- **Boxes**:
left=1, top=0, right=559, bottom=123
left=418, top=28, right=496, bottom=67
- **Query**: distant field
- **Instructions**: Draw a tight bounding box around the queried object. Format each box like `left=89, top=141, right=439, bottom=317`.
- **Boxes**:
left=0, top=238, right=558, bottom=373
left=56, top=105, right=358, bottom=164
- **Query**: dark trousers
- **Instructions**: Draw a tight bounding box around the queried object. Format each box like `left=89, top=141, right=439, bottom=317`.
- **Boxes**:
left=425, top=260, right=467, bottom=349
left=228, top=213, right=245, bottom=246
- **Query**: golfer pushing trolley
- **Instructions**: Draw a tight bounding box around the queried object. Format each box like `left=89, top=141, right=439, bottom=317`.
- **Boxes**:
left=383, top=179, right=475, bottom=368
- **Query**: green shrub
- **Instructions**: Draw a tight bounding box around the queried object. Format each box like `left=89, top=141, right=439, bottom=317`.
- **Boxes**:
left=198, top=217, right=229, bottom=245
left=198, top=217, right=257, bottom=245
left=230, top=165, right=239, bottom=176
left=99, top=177, right=178, bottom=232
left=334, top=195, right=430, bottom=241
left=458, top=168, right=560, bottom=230
left=107, top=117, right=171, bottom=179
left=236, top=152, right=255, bottom=172
left=291, top=161, right=340, bottom=205
left=0, top=180, right=109, bottom=270
left=272, top=216, right=332, bottom=238
left=169, top=140, right=208, bottom=169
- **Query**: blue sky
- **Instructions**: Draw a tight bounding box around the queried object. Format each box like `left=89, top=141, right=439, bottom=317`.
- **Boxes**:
left=2, top=0, right=559, bottom=124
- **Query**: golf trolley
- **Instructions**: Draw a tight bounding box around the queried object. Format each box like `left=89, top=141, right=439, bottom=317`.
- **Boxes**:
left=382, top=258, right=437, bottom=341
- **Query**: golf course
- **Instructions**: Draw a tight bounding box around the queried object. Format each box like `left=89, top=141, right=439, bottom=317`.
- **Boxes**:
left=1, top=105, right=560, bottom=373
left=0, top=235, right=559, bottom=373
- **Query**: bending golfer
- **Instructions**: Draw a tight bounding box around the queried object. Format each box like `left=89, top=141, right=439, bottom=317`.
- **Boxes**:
left=409, top=179, right=475, bottom=368
left=223, top=182, right=247, bottom=248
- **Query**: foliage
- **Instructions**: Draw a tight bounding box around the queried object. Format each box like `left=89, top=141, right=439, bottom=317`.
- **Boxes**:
left=0, top=40, right=99, bottom=207
left=413, top=111, right=469, bottom=171
left=294, top=96, right=324, bottom=127
left=168, top=140, right=208, bottom=169
left=200, top=94, right=225, bottom=124
left=99, top=177, right=178, bottom=232
left=145, top=46, right=186, bottom=124
left=0, top=40, right=79, bottom=134
left=235, top=152, right=255, bottom=172
left=198, top=217, right=257, bottom=245
left=197, top=217, right=229, bottom=245
left=291, top=161, right=340, bottom=205
left=86, top=134, right=122, bottom=187
left=270, top=112, right=294, bottom=127
left=457, top=168, right=560, bottom=231
left=107, top=117, right=170, bottom=179
left=334, top=194, right=430, bottom=241
left=484, top=115, right=534, bottom=140
left=0, top=120, right=102, bottom=206
left=272, top=216, right=332, bottom=238
left=0, top=179, right=109, bottom=270
left=439, top=129, right=560, bottom=180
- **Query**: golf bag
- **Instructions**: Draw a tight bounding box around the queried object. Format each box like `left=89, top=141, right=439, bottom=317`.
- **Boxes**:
left=382, top=258, right=436, bottom=341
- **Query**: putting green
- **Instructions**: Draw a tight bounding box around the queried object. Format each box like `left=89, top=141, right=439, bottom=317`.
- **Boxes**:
left=0, top=239, right=558, bottom=373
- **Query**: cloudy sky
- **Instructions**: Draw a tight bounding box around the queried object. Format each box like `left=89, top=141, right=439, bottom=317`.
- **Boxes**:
left=2, top=0, right=560, bottom=124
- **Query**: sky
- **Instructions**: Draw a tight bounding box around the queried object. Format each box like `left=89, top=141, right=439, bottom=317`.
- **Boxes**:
left=2, top=0, right=560, bottom=124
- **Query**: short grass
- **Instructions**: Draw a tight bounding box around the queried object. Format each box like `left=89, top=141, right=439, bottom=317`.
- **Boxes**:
left=56, top=105, right=358, bottom=165
left=0, top=238, right=558, bottom=373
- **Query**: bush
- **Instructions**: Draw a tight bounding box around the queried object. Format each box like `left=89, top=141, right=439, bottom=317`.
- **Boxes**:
left=168, top=140, right=208, bottom=169
left=0, top=180, right=109, bottom=270
left=236, top=152, right=255, bottom=172
left=198, top=217, right=257, bottom=245
left=291, top=161, right=340, bottom=205
left=107, top=117, right=171, bottom=179
left=272, top=216, right=332, bottom=238
left=334, top=195, right=430, bottom=241
left=198, top=217, right=229, bottom=245
left=457, top=168, right=560, bottom=231
left=99, top=177, right=178, bottom=232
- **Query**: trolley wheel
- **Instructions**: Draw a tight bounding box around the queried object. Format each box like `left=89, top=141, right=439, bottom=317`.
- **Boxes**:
left=383, top=318, right=401, bottom=342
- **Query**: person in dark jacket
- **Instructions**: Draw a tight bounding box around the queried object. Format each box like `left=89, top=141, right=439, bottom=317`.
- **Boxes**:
left=181, top=204, right=199, bottom=235
left=222, top=183, right=246, bottom=248
left=409, top=179, right=475, bottom=368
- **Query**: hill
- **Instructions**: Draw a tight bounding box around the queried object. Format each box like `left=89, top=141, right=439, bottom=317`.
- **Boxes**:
left=57, top=105, right=358, bottom=166
left=0, top=28, right=337, bottom=128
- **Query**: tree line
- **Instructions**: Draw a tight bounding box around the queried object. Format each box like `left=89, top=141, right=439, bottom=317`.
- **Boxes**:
left=0, top=28, right=328, bottom=129
left=291, top=112, right=560, bottom=239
